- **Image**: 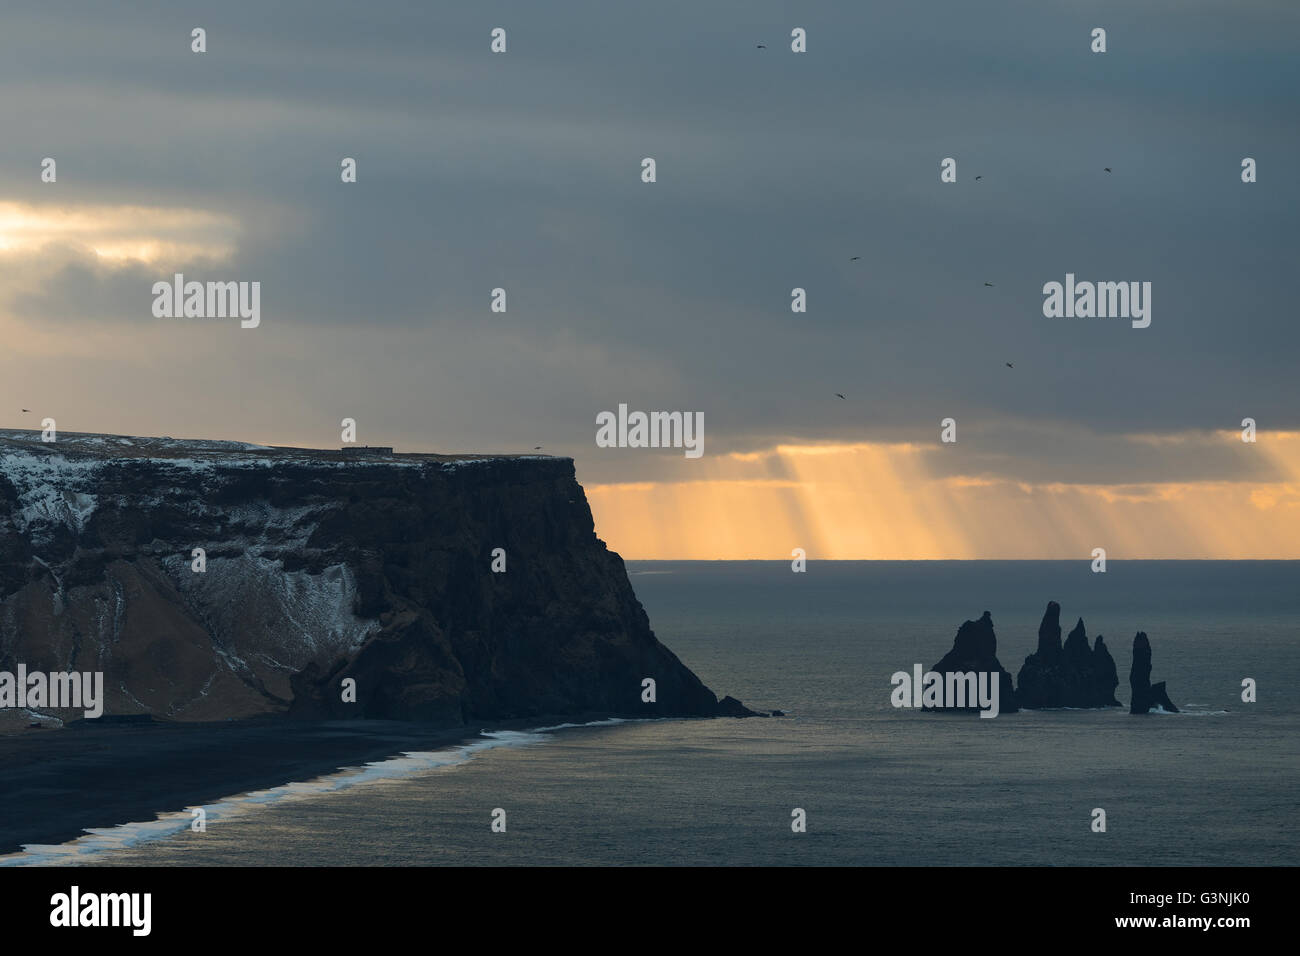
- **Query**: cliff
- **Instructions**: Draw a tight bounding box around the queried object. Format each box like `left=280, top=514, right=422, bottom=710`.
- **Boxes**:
left=0, top=430, right=754, bottom=725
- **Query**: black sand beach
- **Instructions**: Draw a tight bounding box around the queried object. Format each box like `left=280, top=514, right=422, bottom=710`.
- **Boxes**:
left=0, top=718, right=488, bottom=857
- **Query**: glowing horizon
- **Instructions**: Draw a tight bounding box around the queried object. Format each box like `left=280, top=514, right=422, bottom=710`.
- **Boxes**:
left=586, top=433, right=1300, bottom=560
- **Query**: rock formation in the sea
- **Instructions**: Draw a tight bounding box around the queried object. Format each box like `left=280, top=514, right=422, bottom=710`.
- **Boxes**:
left=1016, top=602, right=1121, bottom=708
left=1129, top=631, right=1178, bottom=714
left=1092, top=635, right=1120, bottom=705
left=0, top=430, right=758, bottom=724
left=927, top=610, right=1019, bottom=713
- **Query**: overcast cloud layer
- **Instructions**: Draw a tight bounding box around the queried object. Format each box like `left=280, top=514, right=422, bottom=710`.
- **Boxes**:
left=1, top=0, right=1296, bottom=491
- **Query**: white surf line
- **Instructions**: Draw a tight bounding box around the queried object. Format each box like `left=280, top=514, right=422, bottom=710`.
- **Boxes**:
left=0, top=718, right=636, bottom=866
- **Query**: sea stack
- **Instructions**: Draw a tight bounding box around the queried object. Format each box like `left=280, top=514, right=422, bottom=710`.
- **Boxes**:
left=1092, top=635, right=1121, bottom=706
left=1129, top=631, right=1178, bottom=714
left=928, top=610, right=1019, bottom=713
left=1016, top=602, right=1121, bottom=708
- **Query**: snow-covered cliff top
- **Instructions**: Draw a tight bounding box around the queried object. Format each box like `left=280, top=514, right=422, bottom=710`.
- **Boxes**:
left=0, top=429, right=559, bottom=469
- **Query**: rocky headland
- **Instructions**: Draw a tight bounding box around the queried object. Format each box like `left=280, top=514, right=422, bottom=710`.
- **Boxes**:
left=0, top=430, right=759, bottom=729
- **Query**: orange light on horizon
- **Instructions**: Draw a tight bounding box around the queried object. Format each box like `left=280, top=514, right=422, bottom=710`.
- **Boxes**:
left=586, top=435, right=1300, bottom=560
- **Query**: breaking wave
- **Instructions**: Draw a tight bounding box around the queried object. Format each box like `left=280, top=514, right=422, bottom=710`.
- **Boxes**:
left=0, top=718, right=632, bottom=866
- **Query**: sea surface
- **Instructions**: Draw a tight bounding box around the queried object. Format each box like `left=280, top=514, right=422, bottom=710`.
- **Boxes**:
left=15, top=561, right=1300, bottom=866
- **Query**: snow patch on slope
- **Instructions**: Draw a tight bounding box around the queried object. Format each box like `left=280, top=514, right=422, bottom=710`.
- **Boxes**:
left=0, top=453, right=102, bottom=534
left=166, top=553, right=377, bottom=669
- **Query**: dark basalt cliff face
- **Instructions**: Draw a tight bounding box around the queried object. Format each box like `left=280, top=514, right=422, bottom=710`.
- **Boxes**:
left=1016, top=602, right=1121, bottom=709
left=928, top=610, right=1019, bottom=713
left=0, top=431, right=753, bottom=725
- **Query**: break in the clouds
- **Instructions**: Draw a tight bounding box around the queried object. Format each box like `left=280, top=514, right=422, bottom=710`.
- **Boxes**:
left=0, top=0, right=1297, bottom=555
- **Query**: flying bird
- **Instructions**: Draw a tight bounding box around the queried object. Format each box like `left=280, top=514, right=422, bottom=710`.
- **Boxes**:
left=849, top=256, right=860, bottom=261
left=974, top=175, right=982, bottom=181
left=835, top=393, right=846, bottom=400
left=984, top=282, right=994, bottom=287
left=21, top=408, right=30, bottom=412
left=533, top=446, right=543, bottom=450
left=1006, top=362, right=1014, bottom=368
left=756, top=44, right=766, bottom=49
left=1104, top=167, right=1111, bottom=173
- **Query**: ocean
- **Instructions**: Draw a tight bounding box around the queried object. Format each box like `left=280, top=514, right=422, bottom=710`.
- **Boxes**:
left=11, top=561, right=1299, bottom=866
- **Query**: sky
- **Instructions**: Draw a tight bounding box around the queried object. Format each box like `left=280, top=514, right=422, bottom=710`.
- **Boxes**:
left=1, top=1, right=1298, bottom=558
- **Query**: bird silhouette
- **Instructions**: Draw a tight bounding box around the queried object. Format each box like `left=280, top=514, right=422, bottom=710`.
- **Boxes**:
left=1006, top=362, right=1014, bottom=368
left=756, top=44, right=766, bottom=49
left=849, top=256, right=860, bottom=261
left=975, top=175, right=983, bottom=181
left=984, top=282, right=994, bottom=287
left=1104, top=167, right=1111, bottom=173
left=533, top=446, right=543, bottom=450
left=21, top=408, right=30, bottom=412
left=835, top=393, right=846, bottom=400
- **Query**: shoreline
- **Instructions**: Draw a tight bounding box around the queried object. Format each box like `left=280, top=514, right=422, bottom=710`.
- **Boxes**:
left=0, top=712, right=635, bottom=859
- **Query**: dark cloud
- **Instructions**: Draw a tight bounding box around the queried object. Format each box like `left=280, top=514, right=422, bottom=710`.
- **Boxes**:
left=0, top=0, right=1296, bottom=485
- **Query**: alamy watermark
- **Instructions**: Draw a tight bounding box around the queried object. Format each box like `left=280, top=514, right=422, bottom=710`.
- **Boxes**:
left=890, top=664, right=1001, bottom=718
left=596, top=403, right=704, bottom=458
left=152, top=273, right=260, bottom=328
left=50, top=886, right=150, bottom=936
left=1042, top=273, right=1150, bottom=328
left=0, top=665, right=104, bottom=718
